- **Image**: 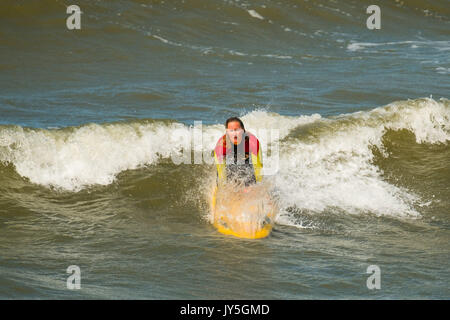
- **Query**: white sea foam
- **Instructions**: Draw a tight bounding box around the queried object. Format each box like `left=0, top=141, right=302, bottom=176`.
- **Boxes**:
left=0, top=99, right=448, bottom=221
left=247, top=9, right=264, bottom=20
left=0, top=122, right=189, bottom=191
left=260, top=54, right=292, bottom=59
left=436, top=67, right=450, bottom=75
left=272, top=98, right=449, bottom=221
left=347, top=40, right=450, bottom=52
left=0, top=109, right=320, bottom=192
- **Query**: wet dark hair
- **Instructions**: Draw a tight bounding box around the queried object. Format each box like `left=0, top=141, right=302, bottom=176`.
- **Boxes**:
left=225, top=117, right=245, bottom=131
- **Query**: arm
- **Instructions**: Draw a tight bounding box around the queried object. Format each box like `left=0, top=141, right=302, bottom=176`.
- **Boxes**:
left=251, top=138, right=263, bottom=182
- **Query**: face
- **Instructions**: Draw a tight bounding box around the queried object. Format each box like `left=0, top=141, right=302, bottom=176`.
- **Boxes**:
left=226, top=121, right=244, bottom=145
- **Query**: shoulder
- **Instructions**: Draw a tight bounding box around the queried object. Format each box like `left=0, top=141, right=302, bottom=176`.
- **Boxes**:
left=245, top=132, right=260, bottom=153
left=214, top=134, right=226, bottom=145
left=214, top=134, right=227, bottom=156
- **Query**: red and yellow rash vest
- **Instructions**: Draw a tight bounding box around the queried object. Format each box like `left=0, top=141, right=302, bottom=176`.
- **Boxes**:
left=213, top=132, right=263, bottom=185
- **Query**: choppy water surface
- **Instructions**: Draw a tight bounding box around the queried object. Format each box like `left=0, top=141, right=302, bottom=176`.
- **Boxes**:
left=0, top=0, right=449, bottom=299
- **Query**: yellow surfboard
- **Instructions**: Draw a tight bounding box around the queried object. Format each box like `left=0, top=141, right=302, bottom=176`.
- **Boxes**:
left=210, top=184, right=276, bottom=239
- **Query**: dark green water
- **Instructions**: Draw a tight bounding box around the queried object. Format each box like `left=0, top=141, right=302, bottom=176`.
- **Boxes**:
left=0, top=0, right=449, bottom=299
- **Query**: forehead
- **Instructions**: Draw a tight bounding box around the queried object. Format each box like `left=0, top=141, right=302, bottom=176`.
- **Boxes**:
left=227, top=120, right=242, bottom=128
